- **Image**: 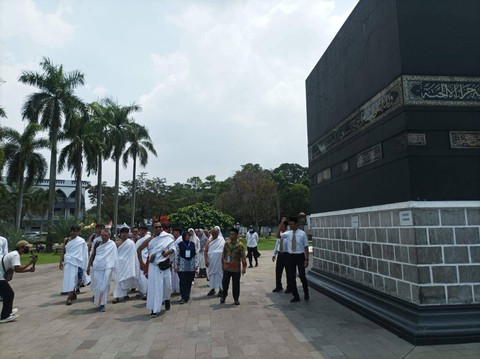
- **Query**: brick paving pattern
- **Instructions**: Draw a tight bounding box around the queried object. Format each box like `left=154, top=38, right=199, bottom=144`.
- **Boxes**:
left=1, top=251, right=479, bottom=358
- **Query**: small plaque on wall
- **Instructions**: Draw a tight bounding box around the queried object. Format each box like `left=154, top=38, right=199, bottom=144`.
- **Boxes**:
left=351, top=215, right=359, bottom=228
left=399, top=210, right=413, bottom=226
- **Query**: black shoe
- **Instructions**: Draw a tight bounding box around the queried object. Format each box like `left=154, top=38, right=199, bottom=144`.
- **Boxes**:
left=304, top=292, right=310, bottom=301
left=255, top=263, right=258, bottom=267
left=284, top=289, right=292, bottom=294
left=165, top=300, right=171, bottom=310
left=234, top=300, right=240, bottom=305
left=220, top=297, right=225, bottom=304
left=217, top=290, right=223, bottom=297
left=207, top=289, right=215, bottom=296
left=257, top=253, right=261, bottom=257
left=180, top=299, right=186, bottom=304
left=123, top=296, right=129, bottom=301
left=248, top=265, right=254, bottom=268
left=272, top=287, right=283, bottom=292
left=150, top=312, right=158, bottom=318
left=290, top=297, right=300, bottom=303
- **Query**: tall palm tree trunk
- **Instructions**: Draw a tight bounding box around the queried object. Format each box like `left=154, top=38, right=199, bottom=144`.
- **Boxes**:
left=130, top=153, right=137, bottom=227
left=74, top=153, right=82, bottom=220
left=113, top=157, right=120, bottom=238
left=46, top=134, right=58, bottom=252
left=96, top=153, right=103, bottom=223
left=15, top=177, right=25, bottom=230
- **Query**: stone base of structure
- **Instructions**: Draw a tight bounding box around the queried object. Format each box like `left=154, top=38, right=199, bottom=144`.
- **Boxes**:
left=308, top=269, right=480, bottom=345
left=308, top=201, right=480, bottom=345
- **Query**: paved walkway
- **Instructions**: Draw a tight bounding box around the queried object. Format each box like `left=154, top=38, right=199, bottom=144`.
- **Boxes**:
left=1, top=251, right=480, bottom=359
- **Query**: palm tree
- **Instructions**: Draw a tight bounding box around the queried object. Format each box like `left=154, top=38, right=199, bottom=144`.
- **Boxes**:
left=88, top=101, right=112, bottom=223
left=2, top=123, right=48, bottom=229
left=123, top=122, right=157, bottom=226
left=19, top=57, right=86, bottom=250
left=58, top=111, right=103, bottom=220
left=29, top=187, right=49, bottom=233
left=104, top=98, right=141, bottom=235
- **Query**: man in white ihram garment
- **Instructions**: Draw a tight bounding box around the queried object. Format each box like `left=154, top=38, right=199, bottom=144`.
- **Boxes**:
left=135, top=225, right=150, bottom=300
left=112, top=227, right=137, bottom=303
left=86, top=229, right=117, bottom=312
left=137, top=222, right=176, bottom=318
left=0, top=235, right=8, bottom=256
left=204, top=226, right=225, bottom=297
left=59, top=226, right=88, bottom=306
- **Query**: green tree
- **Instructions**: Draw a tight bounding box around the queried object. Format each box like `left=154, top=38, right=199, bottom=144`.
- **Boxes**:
left=28, top=187, right=49, bottom=232
left=281, top=183, right=310, bottom=216
left=122, top=122, right=157, bottom=226
left=89, top=101, right=113, bottom=223
left=272, top=163, right=310, bottom=218
left=103, top=98, right=140, bottom=234
left=2, top=123, right=48, bottom=229
left=217, top=163, right=277, bottom=228
left=58, top=111, right=102, bottom=219
left=169, top=202, right=234, bottom=230
left=19, top=57, right=86, bottom=250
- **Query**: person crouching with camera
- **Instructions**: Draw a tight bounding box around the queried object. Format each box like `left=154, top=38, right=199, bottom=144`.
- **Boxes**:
left=0, top=240, right=37, bottom=323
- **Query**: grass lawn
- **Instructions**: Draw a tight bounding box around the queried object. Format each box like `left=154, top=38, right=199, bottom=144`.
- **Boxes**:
left=20, top=252, right=61, bottom=265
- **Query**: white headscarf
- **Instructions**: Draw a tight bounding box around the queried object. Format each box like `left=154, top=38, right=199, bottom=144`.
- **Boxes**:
left=214, top=226, right=224, bottom=241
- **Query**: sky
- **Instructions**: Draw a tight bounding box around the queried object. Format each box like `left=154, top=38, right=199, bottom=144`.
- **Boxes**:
left=0, top=0, right=358, bottom=204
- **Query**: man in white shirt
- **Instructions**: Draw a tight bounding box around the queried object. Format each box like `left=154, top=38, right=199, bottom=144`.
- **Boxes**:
left=277, top=217, right=310, bottom=303
left=246, top=227, right=260, bottom=268
left=0, top=240, right=37, bottom=323
left=271, top=219, right=290, bottom=293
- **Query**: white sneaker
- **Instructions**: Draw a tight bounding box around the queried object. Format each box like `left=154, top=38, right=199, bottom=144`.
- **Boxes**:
left=11, top=308, right=18, bottom=315
left=0, top=315, right=17, bottom=323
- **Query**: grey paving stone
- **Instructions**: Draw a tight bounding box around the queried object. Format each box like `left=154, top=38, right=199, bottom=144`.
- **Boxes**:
left=1, top=253, right=478, bottom=359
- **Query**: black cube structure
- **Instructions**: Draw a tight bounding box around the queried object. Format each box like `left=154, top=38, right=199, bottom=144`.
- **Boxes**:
left=306, top=0, right=480, bottom=345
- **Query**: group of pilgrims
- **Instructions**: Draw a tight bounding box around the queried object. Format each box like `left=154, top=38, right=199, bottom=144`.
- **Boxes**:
left=1, top=215, right=310, bottom=323
left=59, top=222, right=245, bottom=318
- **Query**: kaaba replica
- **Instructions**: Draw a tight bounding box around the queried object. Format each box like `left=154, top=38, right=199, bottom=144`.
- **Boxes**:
left=306, top=0, right=480, bottom=345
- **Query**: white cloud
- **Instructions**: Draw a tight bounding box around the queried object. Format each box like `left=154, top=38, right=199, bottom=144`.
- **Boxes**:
left=0, top=0, right=75, bottom=48
left=0, top=0, right=358, bottom=197
left=134, top=0, right=355, bottom=184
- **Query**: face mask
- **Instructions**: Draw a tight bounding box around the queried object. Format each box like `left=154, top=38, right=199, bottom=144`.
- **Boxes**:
left=23, top=248, right=29, bottom=254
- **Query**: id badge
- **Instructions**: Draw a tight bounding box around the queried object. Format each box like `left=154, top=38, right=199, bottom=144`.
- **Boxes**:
left=185, top=250, right=191, bottom=258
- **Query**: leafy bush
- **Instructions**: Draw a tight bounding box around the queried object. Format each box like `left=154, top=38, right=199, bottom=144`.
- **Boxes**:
left=169, top=202, right=234, bottom=231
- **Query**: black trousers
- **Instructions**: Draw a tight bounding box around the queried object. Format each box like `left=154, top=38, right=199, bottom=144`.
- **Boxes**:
left=0, top=280, right=14, bottom=320
left=247, top=247, right=259, bottom=265
left=275, top=252, right=290, bottom=290
left=285, top=253, right=308, bottom=299
left=178, top=271, right=195, bottom=301
left=222, top=271, right=241, bottom=300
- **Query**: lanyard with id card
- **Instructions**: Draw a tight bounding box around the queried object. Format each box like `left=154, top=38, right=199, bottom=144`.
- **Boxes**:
left=182, top=240, right=192, bottom=259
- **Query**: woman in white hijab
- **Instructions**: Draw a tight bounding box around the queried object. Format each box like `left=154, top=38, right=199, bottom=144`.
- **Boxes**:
left=196, top=229, right=208, bottom=278
left=188, top=228, right=201, bottom=278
